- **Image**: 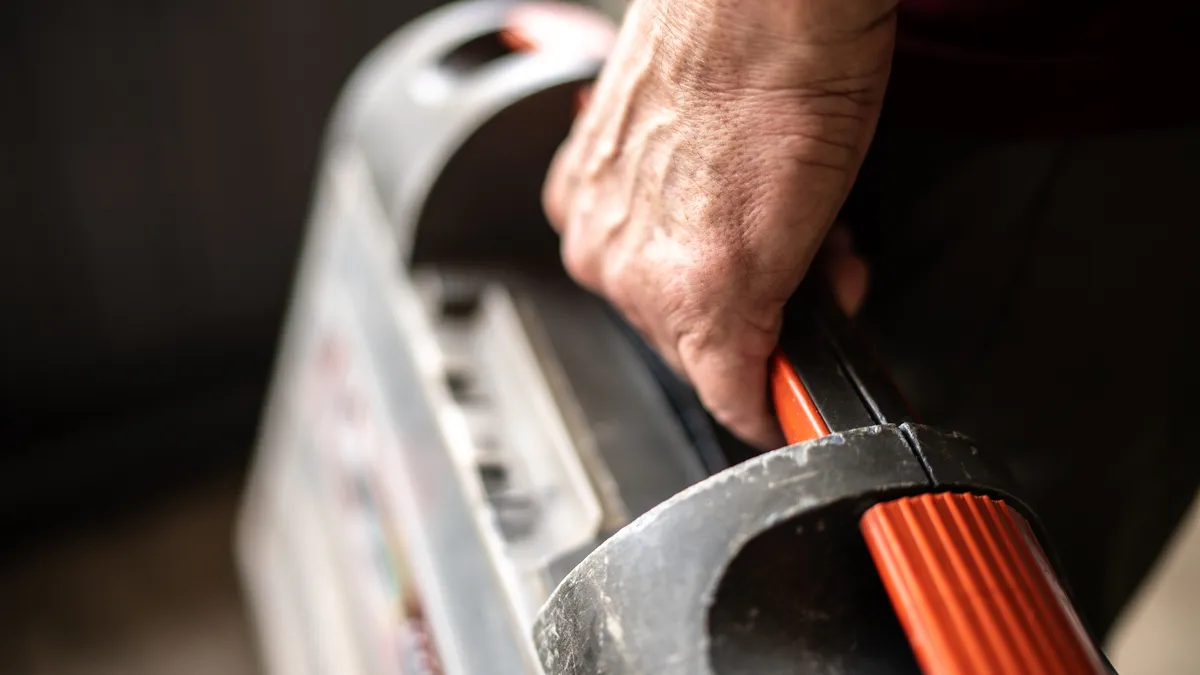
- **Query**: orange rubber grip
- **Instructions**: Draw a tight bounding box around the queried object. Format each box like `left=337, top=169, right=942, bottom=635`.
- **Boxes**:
left=769, top=352, right=1105, bottom=674
left=770, top=351, right=830, bottom=445
left=861, top=494, right=1108, bottom=675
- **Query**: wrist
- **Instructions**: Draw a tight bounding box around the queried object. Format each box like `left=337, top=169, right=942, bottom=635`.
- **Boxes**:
left=656, top=0, right=897, bottom=44
left=791, top=0, right=899, bottom=41
left=644, top=0, right=896, bottom=87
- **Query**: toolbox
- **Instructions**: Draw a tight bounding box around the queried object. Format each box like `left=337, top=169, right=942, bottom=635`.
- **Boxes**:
left=236, top=3, right=1112, bottom=673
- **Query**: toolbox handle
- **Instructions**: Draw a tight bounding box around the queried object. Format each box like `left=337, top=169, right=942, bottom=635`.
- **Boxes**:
left=771, top=327, right=1109, bottom=675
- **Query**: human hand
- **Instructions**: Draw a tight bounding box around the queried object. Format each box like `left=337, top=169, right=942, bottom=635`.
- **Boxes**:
left=543, top=0, right=894, bottom=448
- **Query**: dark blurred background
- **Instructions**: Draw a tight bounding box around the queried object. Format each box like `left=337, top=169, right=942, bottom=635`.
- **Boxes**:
left=0, top=0, right=447, bottom=546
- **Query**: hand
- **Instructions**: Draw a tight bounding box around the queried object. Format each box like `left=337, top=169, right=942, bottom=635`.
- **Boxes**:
left=543, top=0, right=895, bottom=448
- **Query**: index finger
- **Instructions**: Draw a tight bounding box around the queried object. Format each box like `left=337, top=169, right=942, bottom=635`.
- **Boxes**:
left=680, top=335, right=786, bottom=450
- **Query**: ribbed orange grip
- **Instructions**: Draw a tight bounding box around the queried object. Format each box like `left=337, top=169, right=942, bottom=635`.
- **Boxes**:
left=861, top=493, right=1107, bottom=675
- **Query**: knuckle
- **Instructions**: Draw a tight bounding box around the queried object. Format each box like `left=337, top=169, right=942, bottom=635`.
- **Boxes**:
left=542, top=172, right=569, bottom=230
left=542, top=140, right=582, bottom=230
left=691, top=376, right=754, bottom=437
left=542, top=194, right=564, bottom=231
left=708, top=403, right=751, bottom=437
left=673, top=322, right=714, bottom=372
left=600, top=256, right=640, bottom=314
left=560, top=234, right=599, bottom=290
left=662, top=268, right=729, bottom=346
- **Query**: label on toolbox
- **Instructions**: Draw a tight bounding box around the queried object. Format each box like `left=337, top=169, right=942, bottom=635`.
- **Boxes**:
left=297, top=284, right=443, bottom=675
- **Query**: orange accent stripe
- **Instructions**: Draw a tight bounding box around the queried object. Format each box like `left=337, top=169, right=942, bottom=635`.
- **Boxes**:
left=501, top=7, right=606, bottom=120
left=860, top=494, right=1107, bottom=675
left=499, top=28, right=536, bottom=53
left=770, top=351, right=831, bottom=445
left=501, top=4, right=617, bottom=59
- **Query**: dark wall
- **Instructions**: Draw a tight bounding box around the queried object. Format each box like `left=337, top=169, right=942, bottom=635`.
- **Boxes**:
left=0, top=0, right=444, bottom=538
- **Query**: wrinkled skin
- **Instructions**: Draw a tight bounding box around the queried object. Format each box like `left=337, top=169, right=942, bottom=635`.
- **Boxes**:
left=543, top=0, right=895, bottom=447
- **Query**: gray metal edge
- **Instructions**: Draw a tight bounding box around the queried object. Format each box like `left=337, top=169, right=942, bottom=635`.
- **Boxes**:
left=534, top=425, right=930, bottom=675
left=324, top=0, right=601, bottom=260
left=332, top=156, right=539, bottom=675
